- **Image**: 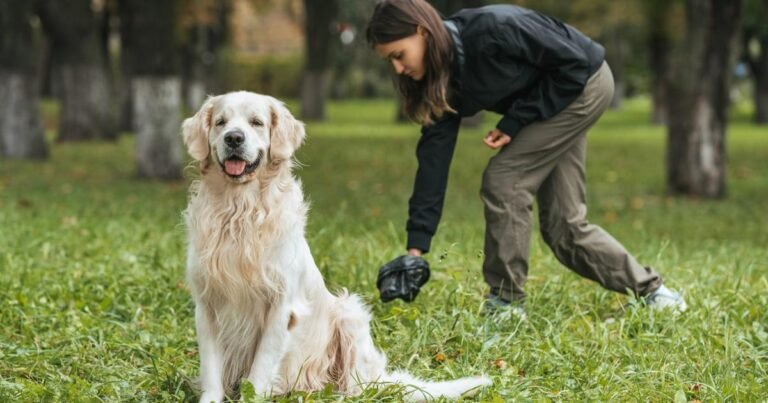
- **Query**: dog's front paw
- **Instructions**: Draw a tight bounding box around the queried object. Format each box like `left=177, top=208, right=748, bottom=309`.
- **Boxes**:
left=199, top=390, right=224, bottom=403
left=245, top=377, right=273, bottom=397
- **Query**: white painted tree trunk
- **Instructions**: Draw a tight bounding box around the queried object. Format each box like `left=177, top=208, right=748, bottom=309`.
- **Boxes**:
left=666, top=0, right=741, bottom=198
left=133, top=76, right=183, bottom=179
left=54, top=63, right=117, bottom=141
left=300, top=70, right=327, bottom=120
left=186, top=79, right=206, bottom=111
left=0, top=70, right=47, bottom=159
left=690, top=96, right=724, bottom=196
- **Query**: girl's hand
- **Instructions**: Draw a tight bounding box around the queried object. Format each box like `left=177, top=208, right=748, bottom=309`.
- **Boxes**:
left=407, top=248, right=423, bottom=257
left=483, top=129, right=512, bottom=149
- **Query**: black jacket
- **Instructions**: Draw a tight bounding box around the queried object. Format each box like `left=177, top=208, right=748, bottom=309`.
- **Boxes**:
left=406, top=5, right=605, bottom=253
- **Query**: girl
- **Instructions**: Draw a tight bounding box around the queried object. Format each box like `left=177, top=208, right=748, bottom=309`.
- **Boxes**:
left=367, top=0, right=686, bottom=313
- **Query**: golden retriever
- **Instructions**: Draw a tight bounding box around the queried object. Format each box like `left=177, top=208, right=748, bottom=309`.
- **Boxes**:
left=181, top=91, right=491, bottom=402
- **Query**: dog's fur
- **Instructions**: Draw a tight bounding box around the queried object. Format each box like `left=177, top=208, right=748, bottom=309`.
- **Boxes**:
left=181, top=91, right=491, bottom=402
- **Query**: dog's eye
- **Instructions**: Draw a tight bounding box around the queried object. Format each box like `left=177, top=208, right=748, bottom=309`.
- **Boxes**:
left=249, top=118, right=263, bottom=127
left=215, top=118, right=226, bottom=127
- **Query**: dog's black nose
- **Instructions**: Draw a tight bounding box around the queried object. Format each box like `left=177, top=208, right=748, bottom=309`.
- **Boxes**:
left=224, top=130, right=245, bottom=148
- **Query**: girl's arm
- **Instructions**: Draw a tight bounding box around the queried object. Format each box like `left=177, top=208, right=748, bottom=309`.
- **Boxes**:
left=405, top=113, right=461, bottom=254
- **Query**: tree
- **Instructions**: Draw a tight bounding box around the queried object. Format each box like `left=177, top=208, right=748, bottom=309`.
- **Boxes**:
left=641, top=0, right=685, bottom=125
left=121, top=0, right=183, bottom=180
left=37, top=0, right=117, bottom=141
left=116, top=0, right=135, bottom=132
left=743, top=0, right=768, bottom=124
left=666, top=0, right=743, bottom=198
left=301, top=0, right=339, bottom=120
left=643, top=0, right=672, bottom=124
left=179, top=0, right=231, bottom=112
left=0, top=0, right=48, bottom=159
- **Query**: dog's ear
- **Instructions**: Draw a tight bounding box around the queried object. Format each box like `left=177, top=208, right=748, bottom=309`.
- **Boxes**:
left=182, top=96, right=218, bottom=161
left=268, top=97, right=305, bottom=164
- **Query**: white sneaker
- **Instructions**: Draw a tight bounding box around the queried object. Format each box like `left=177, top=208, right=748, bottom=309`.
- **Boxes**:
left=646, top=285, right=687, bottom=313
left=483, top=294, right=527, bottom=320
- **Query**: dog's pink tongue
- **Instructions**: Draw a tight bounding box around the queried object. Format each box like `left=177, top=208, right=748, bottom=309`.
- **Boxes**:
left=224, top=160, right=246, bottom=176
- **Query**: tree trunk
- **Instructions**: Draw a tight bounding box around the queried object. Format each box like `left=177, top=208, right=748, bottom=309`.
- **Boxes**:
left=37, top=0, right=117, bottom=141
left=118, top=0, right=135, bottom=132
left=0, top=72, right=48, bottom=159
left=0, top=0, right=48, bottom=159
left=750, top=36, right=768, bottom=124
left=133, top=77, right=183, bottom=179
left=181, top=23, right=207, bottom=112
left=756, top=71, right=768, bottom=124
left=665, top=0, right=743, bottom=198
left=181, top=0, right=230, bottom=112
left=124, top=0, right=183, bottom=180
left=186, top=79, right=207, bottom=112
left=301, top=0, right=338, bottom=120
left=646, top=1, right=673, bottom=125
left=52, top=64, right=116, bottom=140
left=650, top=44, right=669, bottom=126
left=301, top=70, right=328, bottom=120
left=606, top=28, right=626, bottom=109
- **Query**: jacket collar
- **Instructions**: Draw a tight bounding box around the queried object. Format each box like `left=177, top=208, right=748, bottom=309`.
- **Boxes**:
left=444, top=19, right=464, bottom=90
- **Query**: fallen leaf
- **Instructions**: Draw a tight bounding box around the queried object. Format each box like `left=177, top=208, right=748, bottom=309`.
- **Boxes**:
left=492, top=359, right=507, bottom=369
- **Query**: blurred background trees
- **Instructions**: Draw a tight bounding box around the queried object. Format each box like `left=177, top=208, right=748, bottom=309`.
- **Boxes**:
left=0, top=0, right=47, bottom=158
left=37, top=0, right=117, bottom=141
left=0, top=0, right=764, bottom=197
left=743, top=0, right=768, bottom=124
left=122, top=0, right=184, bottom=179
left=301, top=0, right=338, bottom=120
left=665, top=0, right=743, bottom=197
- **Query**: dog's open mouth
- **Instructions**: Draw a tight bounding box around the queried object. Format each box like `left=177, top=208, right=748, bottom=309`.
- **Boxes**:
left=221, top=156, right=259, bottom=178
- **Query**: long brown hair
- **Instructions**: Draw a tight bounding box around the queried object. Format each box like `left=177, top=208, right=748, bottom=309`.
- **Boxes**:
left=366, top=0, right=455, bottom=125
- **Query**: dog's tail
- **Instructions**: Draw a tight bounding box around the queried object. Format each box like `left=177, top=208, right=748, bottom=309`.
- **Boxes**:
left=381, top=370, right=492, bottom=401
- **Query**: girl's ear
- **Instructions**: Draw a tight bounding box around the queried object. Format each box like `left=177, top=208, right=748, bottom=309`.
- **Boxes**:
left=417, top=25, right=428, bottom=37
left=182, top=96, right=219, bottom=161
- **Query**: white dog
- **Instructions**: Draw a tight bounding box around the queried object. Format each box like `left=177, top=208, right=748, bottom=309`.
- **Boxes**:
left=181, top=91, right=491, bottom=402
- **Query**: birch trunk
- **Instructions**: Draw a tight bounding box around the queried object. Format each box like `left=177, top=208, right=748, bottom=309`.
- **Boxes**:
left=666, top=0, right=743, bottom=198
left=0, top=71, right=47, bottom=159
left=0, top=1, right=47, bottom=158
left=133, top=77, right=183, bottom=180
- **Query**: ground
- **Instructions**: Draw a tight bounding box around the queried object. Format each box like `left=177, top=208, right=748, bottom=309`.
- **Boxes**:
left=0, top=98, right=766, bottom=401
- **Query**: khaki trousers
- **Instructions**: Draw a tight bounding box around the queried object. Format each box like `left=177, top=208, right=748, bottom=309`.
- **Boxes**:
left=480, top=62, right=662, bottom=302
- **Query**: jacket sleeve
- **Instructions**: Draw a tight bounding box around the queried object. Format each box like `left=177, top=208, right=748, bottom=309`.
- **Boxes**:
left=406, top=114, right=461, bottom=253
left=494, top=17, right=595, bottom=137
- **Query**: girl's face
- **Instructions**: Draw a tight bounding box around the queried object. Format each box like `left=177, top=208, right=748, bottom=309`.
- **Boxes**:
left=374, top=28, right=428, bottom=81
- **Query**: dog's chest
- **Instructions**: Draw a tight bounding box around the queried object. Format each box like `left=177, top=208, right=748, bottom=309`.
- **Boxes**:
left=188, top=209, right=295, bottom=294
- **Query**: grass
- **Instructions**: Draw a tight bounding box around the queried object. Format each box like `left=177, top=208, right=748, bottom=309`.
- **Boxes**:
left=1, top=97, right=767, bottom=401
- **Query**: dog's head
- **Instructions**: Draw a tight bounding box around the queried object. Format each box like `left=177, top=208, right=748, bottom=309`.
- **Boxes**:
left=181, top=91, right=305, bottom=183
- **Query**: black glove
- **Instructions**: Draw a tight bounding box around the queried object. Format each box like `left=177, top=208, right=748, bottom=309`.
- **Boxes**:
left=377, top=255, right=430, bottom=303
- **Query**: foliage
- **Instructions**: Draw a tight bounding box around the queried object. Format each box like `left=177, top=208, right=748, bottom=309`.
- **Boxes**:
left=1, top=98, right=767, bottom=401
left=744, top=0, right=768, bottom=37
left=223, top=53, right=304, bottom=97
left=330, top=0, right=395, bottom=98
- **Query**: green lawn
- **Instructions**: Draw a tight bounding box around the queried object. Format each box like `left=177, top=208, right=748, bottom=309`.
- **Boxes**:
left=1, top=98, right=767, bottom=401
